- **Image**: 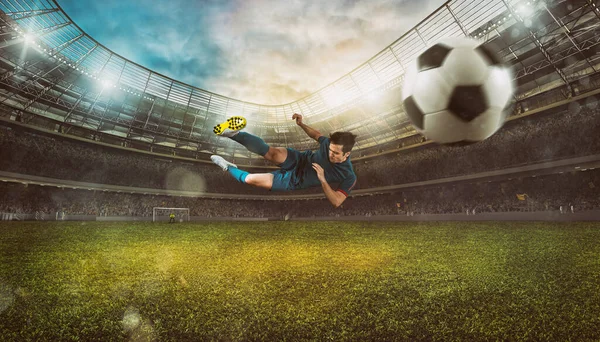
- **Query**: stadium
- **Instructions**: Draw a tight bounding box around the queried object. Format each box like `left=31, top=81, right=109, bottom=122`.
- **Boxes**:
left=0, top=0, right=599, bottom=340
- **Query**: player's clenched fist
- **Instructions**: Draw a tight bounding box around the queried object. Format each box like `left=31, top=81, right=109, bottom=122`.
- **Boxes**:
left=292, top=113, right=303, bottom=126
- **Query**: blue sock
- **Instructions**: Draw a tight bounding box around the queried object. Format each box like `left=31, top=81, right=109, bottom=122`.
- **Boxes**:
left=227, top=166, right=248, bottom=183
left=230, top=132, right=270, bottom=156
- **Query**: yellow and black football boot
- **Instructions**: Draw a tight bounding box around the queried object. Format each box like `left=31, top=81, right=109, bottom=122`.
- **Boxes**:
left=213, top=116, right=247, bottom=137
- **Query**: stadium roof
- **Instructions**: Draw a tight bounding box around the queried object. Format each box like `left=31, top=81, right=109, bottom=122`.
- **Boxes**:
left=0, top=0, right=599, bottom=161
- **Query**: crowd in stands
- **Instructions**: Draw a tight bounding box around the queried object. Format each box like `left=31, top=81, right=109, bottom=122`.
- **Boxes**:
left=1, top=168, right=598, bottom=218
left=0, top=124, right=257, bottom=194
left=353, top=105, right=600, bottom=188
left=1, top=99, right=600, bottom=219
left=1, top=103, right=599, bottom=197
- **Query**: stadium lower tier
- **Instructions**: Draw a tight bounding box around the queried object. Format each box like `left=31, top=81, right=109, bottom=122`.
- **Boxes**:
left=1, top=168, right=598, bottom=218
left=1, top=103, right=599, bottom=195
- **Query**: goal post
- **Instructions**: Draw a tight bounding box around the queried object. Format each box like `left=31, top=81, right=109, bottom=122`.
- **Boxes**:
left=152, top=207, right=190, bottom=222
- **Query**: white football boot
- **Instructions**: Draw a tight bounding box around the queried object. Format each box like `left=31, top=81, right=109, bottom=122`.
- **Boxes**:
left=210, top=155, right=237, bottom=171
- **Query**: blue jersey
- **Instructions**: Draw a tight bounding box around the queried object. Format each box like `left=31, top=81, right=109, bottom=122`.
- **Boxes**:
left=271, top=136, right=357, bottom=196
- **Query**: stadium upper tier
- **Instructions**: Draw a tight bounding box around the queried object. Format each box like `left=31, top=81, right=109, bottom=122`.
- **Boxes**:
left=0, top=0, right=599, bottom=161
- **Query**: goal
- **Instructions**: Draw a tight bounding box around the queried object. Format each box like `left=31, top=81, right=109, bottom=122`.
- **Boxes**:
left=152, top=207, right=190, bottom=222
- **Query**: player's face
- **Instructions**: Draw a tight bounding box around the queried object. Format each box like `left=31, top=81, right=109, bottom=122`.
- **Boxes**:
left=329, top=143, right=349, bottom=163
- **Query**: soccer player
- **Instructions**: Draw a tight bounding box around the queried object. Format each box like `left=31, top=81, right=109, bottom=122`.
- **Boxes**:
left=210, top=113, right=357, bottom=208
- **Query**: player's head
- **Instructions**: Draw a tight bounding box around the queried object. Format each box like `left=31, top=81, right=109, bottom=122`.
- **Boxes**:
left=329, top=131, right=356, bottom=163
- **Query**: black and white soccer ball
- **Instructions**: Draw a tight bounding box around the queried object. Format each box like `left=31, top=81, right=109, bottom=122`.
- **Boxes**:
left=401, top=37, right=514, bottom=144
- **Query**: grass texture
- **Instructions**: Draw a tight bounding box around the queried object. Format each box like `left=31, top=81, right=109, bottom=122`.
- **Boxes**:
left=0, top=221, right=599, bottom=341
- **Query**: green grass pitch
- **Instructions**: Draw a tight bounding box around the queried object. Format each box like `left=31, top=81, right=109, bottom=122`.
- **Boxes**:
left=0, top=221, right=599, bottom=341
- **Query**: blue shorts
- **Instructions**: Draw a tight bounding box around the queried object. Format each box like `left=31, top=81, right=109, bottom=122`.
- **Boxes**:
left=270, top=148, right=304, bottom=192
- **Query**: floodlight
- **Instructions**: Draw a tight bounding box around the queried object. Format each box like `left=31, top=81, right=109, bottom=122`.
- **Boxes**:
left=23, top=33, right=34, bottom=44
left=101, top=79, right=113, bottom=88
left=366, top=90, right=382, bottom=103
left=517, top=4, right=534, bottom=18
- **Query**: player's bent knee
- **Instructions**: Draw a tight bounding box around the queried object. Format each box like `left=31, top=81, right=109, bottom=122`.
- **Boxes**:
left=264, top=147, right=287, bottom=165
left=264, top=147, right=276, bottom=160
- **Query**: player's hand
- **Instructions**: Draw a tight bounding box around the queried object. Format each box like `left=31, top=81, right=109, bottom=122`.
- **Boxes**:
left=292, top=113, right=303, bottom=126
left=312, top=163, right=326, bottom=182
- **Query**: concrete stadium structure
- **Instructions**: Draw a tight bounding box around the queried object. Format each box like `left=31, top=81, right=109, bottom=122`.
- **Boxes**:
left=1, top=0, right=598, bottom=164
left=0, top=0, right=599, bottom=217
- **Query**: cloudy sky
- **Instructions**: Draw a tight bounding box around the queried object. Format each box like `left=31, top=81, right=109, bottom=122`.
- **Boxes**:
left=58, top=0, right=446, bottom=104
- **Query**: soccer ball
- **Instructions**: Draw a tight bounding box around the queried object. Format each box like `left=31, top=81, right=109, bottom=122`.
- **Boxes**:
left=401, top=37, right=514, bottom=144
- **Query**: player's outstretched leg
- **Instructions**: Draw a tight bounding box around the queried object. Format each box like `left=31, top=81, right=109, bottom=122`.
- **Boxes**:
left=214, top=116, right=287, bottom=164
left=210, top=155, right=247, bottom=183
left=210, top=155, right=274, bottom=190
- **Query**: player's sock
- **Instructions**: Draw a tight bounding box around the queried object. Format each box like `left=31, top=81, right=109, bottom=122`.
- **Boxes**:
left=229, top=132, right=270, bottom=156
left=227, top=166, right=249, bottom=183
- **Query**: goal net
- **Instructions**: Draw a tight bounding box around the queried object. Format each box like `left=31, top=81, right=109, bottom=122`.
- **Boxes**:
left=152, top=207, right=190, bottom=222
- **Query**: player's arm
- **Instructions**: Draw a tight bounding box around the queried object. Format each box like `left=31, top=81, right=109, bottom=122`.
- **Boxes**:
left=320, top=180, right=347, bottom=208
left=312, top=163, right=347, bottom=208
left=292, top=113, right=322, bottom=142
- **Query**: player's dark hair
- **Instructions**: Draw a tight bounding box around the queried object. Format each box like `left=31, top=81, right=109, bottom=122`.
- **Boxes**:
left=330, top=132, right=357, bottom=153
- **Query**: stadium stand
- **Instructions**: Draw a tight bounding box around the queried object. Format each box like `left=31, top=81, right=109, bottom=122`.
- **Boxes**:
left=1, top=166, right=598, bottom=218
left=1, top=0, right=600, bottom=219
left=1, top=103, right=599, bottom=194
